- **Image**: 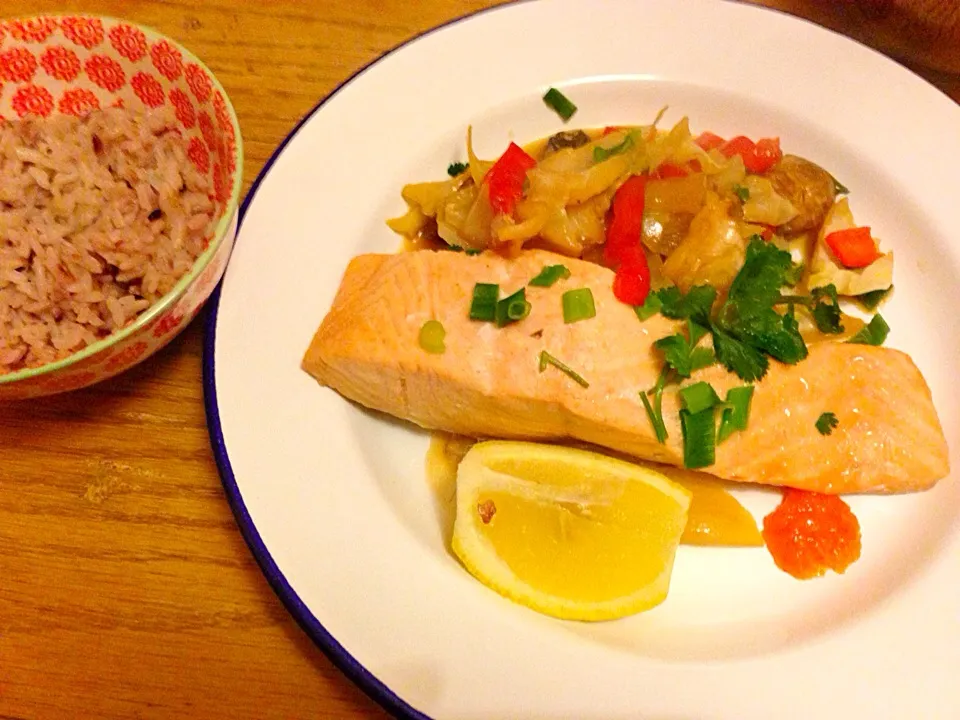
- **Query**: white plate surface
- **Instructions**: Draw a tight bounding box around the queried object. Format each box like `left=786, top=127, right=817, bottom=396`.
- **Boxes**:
left=205, top=1, right=960, bottom=717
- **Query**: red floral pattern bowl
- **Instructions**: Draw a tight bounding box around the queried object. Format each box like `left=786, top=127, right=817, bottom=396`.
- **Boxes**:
left=0, top=15, right=243, bottom=400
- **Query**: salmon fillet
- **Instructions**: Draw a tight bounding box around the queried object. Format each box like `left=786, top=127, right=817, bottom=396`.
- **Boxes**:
left=302, top=249, right=949, bottom=494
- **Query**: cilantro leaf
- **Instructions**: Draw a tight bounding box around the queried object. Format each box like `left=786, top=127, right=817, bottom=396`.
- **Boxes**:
left=447, top=161, right=469, bottom=177
left=810, top=284, right=844, bottom=334
left=634, top=292, right=663, bottom=321
left=816, top=411, right=839, bottom=435
left=654, top=323, right=716, bottom=378
left=723, top=238, right=801, bottom=314
left=847, top=314, right=890, bottom=346
left=711, top=325, right=768, bottom=382
left=656, top=285, right=717, bottom=325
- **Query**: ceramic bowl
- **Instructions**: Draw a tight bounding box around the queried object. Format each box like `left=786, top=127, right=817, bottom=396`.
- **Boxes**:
left=0, top=14, right=243, bottom=400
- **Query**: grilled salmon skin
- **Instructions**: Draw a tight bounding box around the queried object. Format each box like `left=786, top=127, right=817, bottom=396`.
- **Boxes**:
left=302, top=249, right=949, bottom=494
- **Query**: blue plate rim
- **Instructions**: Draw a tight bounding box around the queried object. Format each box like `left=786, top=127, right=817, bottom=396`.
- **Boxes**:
left=200, top=3, right=530, bottom=718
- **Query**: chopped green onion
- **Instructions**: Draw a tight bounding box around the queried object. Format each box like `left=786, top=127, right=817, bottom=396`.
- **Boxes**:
left=847, top=314, right=890, bottom=346
left=640, top=367, right=670, bottom=444
left=680, top=407, right=717, bottom=469
left=447, top=161, right=469, bottom=177
left=640, top=392, right=667, bottom=444
left=538, top=351, right=589, bottom=388
left=634, top=292, right=663, bottom=321
left=495, top=288, right=530, bottom=327
left=593, top=132, right=635, bottom=163
left=732, top=184, right=750, bottom=202
left=679, top=381, right=721, bottom=415
left=469, top=283, right=499, bottom=322
left=418, top=320, right=446, bottom=354
left=528, top=264, right=571, bottom=287
left=561, top=288, right=596, bottom=324
left=465, top=248, right=483, bottom=256
left=855, top=286, right=892, bottom=311
left=816, top=411, right=839, bottom=436
left=717, top=386, right=754, bottom=443
left=542, top=87, right=577, bottom=122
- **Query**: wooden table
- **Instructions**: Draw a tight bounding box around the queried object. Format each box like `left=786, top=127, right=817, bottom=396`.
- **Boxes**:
left=2, top=2, right=957, bottom=718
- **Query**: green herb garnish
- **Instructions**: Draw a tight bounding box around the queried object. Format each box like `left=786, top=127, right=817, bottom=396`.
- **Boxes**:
left=542, top=87, right=577, bottom=122
left=469, top=283, right=499, bottom=322
left=640, top=367, right=670, bottom=444
left=680, top=406, right=717, bottom=469
left=856, top=286, right=892, bottom=311
left=447, top=161, right=469, bottom=177
left=712, top=238, right=807, bottom=380
left=679, top=381, right=722, bottom=415
left=816, top=411, right=839, bottom=436
left=561, top=288, right=596, bottom=324
left=717, top=386, right=754, bottom=443
left=528, top=264, right=571, bottom=288
left=733, top=184, right=750, bottom=202
left=634, top=292, right=663, bottom=321
left=538, top=351, right=589, bottom=388
left=418, top=320, right=446, bottom=354
left=654, top=320, right=716, bottom=378
left=847, top=314, right=890, bottom=346
left=656, top=284, right=716, bottom=326
left=593, top=132, right=635, bottom=162
left=495, top=288, right=531, bottom=327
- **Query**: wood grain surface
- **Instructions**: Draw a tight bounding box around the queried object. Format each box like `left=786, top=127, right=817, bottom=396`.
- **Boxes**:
left=1, top=2, right=957, bottom=719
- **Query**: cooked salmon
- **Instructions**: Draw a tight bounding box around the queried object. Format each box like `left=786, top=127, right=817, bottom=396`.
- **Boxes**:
left=302, top=249, right=949, bottom=494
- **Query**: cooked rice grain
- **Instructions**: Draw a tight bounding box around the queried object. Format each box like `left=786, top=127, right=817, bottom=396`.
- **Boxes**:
left=0, top=107, right=215, bottom=375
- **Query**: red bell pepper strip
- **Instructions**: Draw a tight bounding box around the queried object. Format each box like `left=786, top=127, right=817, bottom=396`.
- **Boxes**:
left=485, top=142, right=536, bottom=215
left=695, top=131, right=725, bottom=151
left=603, top=174, right=651, bottom=305
left=824, top=227, right=881, bottom=268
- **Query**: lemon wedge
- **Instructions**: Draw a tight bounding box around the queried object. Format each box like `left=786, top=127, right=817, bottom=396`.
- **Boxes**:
left=451, top=441, right=692, bottom=622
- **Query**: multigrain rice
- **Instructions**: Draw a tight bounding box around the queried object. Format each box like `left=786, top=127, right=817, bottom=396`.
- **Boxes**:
left=0, top=107, right=214, bottom=375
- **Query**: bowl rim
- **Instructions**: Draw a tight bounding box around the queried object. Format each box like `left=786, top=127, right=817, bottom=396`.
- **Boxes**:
left=0, top=12, right=245, bottom=386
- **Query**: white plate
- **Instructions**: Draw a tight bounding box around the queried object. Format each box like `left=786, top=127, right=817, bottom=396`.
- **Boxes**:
left=204, top=1, right=960, bottom=717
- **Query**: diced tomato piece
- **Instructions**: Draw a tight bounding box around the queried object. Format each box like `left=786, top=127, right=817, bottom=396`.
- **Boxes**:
left=688, top=158, right=702, bottom=173
left=719, top=135, right=782, bottom=174
left=719, top=135, right=755, bottom=160
left=613, top=261, right=651, bottom=306
left=825, top=227, right=881, bottom=268
left=695, top=131, right=725, bottom=151
left=750, top=137, right=782, bottom=173
left=760, top=225, right=775, bottom=241
left=602, top=125, right=620, bottom=136
left=485, top=142, right=536, bottom=215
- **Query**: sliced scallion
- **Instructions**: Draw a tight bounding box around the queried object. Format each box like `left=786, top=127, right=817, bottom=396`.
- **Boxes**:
left=680, top=407, right=717, bottom=470
left=495, top=288, right=530, bottom=327
left=634, top=291, right=662, bottom=321
left=679, top=381, right=721, bottom=415
left=542, top=87, right=578, bottom=122
left=469, top=283, right=499, bottom=322
left=717, top=385, right=754, bottom=443
left=528, top=264, right=571, bottom=288
left=561, top=288, right=596, bottom=324
left=418, top=320, right=446, bottom=354
left=593, top=132, right=635, bottom=163
left=538, top=351, right=589, bottom=388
